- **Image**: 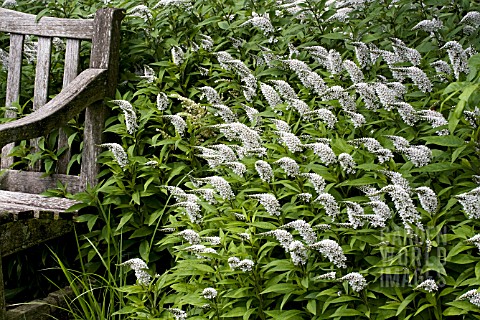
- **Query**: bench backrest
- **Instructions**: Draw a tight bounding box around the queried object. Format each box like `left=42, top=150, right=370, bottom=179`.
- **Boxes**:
left=0, top=8, right=124, bottom=194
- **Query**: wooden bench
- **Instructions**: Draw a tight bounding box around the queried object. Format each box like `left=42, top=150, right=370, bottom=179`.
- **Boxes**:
left=0, top=7, right=124, bottom=320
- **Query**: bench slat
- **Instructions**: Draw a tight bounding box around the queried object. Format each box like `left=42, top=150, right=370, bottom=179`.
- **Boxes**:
left=63, top=39, right=80, bottom=87
left=0, top=8, right=94, bottom=39
left=0, top=170, right=83, bottom=194
left=0, top=68, right=107, bottom=147
left=1, top=34, right=24, bottom=169
left=57, top=39, right=81, bottom=174
left=33, top=37, right=52, bottom=110
left=0, top=190, right=77, bottom=212
left=0, top=218, right=75, bottom=257
left=30, top=37, right=53, bottom=171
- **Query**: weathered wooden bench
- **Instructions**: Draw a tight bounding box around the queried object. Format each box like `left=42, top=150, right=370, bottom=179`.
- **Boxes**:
left=0, top=7, right=124, bottom=320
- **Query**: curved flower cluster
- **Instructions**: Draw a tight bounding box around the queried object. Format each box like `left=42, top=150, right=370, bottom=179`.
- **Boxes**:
left=339, top=272, right=367, bottom=292
left=314, top=193, right=340, bottom=220
left=228, top=257, right=255, bottom=271
left=275, top=157, right=300, bottom=177
left=350, top=138, right=393, bottom=163
left=415, top=279, right=438, bottom=292
left=119, top=258, right=151, bottom=285
left=442, top=41, right=469, bottom=80
left=338, top=153, right=356, bottom=174
left=250, top=193, right=281, bottom=216
left=212, top=122, right=262, bottom=150
left=345, top=201, right=365, bottom=229
left=261, top=82, right=283, bottom=108
left=163, top=114, right=187, bottom=136
left=458, top=289, right=480, bottom=307
left=415, top=186, right=438, bottom=214
left=311, top=239, right=347, bottom=268
left=282, top=220, right=317, bottom=244
left=380, top=184, right=423, bottom=232
left=386, top=135, right=432, bottom=167
left=456, top=187, right=480, bottom=219
left=277, top=131, right=303, bottom=153
left=165, top=186, right=202, bottom=223
left=156, top=92, right=169, bottom=110
left=288, top=240, right=308, bottom=265
left=100, top=143, right=128, bottom=168
left=305, top=109, right=337, bottom=129
left=167, top=308, right=188, bottom=320
left=467, top=234, right=480, bottom=251
left=316, top=271, right=337, bottom=280
left=171, top=46, right=184, bottom=65
left=304, top=143, right=337, bottom=165
left=255, top=160, right=274, bottom=182
left=202, top=287, right=218, bottom=299
left=240, top=12, right=275, bottom=41
left=260, top=229, right=293, bottom=251
left=199, top=86, right=222, bottom=104
left=197, top=176, right=235, bottom=200
left=185, top=244, right=217, bottom=259
left=178, top=229, right=200, bottom=244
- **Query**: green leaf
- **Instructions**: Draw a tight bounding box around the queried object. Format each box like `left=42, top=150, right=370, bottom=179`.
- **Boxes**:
left=321, top=32, right=345, bottom=39
left=420, top=136, right=465, bottom=147
left=116, top=212, right=134, bottom=231
left=139, top=240, right=149, bottom=262
left=414, top=303, right=434, bottom=316
left=447, top=254, right=478, bottom=264
left=218, top=21, right=229, bottom=30
left=336, top=177, right=379, bottom=187
left=422, top=256, right=447, bottom=276
left=111, top=306, right=137, bottom=315
left=221, top=307, right=247, bottom=317
left=396, top=292, right=419, bottom=316
left=307, top=299, right=317, bottom=315
left=411, top=162, right=463, bottom=173
left=263, top=310, right=305, bottom=319
left=261, top=283, right=300, bottom=294
left=250, top=222, right=276, bottom=230
left=447, top=242, right=472, bottom=260
left=75, top=214, right=98, bottom=232
left=129, top=226, right=152, bottom=239
left=330, top=306, right=363, bottom=317
left=443, top=307, right=469, bottom=316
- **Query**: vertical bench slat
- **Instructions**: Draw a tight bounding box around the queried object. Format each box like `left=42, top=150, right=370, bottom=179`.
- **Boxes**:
left=33, top=37, right=52, bottom=110
left=30, top=37, right=52, bottom=171
left=81, top=9, right=123, bottom=188
left=57, top=39, right=80, bottom=174
left=1, top=34, right=24, bottom=169
left=62, top=39, right=80, bottom=86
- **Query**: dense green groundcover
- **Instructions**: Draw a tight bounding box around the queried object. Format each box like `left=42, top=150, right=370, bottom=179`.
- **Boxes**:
left=2, top=0, right=480, bottom=319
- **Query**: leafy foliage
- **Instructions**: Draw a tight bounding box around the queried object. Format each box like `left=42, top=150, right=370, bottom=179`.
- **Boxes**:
left=2, top=0, right=480, bottom=319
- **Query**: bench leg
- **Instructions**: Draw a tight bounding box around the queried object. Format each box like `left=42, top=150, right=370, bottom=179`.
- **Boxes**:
left=0, top=253, right=4, bottom=320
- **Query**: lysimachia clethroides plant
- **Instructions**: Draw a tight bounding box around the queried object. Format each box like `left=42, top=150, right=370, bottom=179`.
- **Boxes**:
left=91, top=0, right=480, bottom=319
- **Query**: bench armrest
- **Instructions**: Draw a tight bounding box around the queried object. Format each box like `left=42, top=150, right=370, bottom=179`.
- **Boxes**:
left=0, top=68, right=107, bottom=146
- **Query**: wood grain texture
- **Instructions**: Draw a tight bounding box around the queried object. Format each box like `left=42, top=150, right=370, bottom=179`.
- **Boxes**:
left=33, top=37, right=52, bottom=111
left=62, top=39, right=81, bottom=87
left=57, top=39, right=81, bottom=174
left=82, top=8, right=125, bottom=188
left=0, top=68, right=107, bottom=146
left=0, top=219, right=74, bottom=257
left=1, top=34, right=24, bottom=170
left=0, top=190, right=77, bottom=211
left=0, top=170, right=82, bottom=194
left=30, top=37, right=53, bottom=171
left=0, top=8, right=94, bottom=39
